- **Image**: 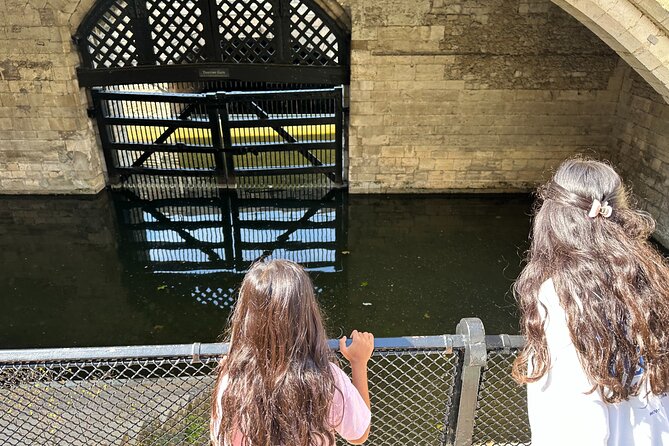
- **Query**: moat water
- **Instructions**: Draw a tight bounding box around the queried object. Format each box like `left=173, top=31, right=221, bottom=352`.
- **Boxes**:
left=0, top=187, right=534, bottom=348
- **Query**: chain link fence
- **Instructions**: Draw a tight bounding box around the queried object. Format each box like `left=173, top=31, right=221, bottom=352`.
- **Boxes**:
left=472, top=350, right=530, bottom=446
left=0, top=319, right=528, bottom=446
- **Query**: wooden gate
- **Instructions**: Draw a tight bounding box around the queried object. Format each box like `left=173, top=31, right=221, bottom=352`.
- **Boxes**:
left=91, top=86, right=344, bottom=187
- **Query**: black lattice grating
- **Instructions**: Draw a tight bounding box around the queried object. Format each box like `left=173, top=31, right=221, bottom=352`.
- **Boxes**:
left=147, top=0, right=207, bottom=64
left=80, top=0, right=347, bottom=71
left=111, top=175, right=222, bottom=198
left=217, top=0, right=277, bottom=63
left=289, top=0, right=339, bottom=66
left=472, top=350, right=532, bottom=446
left=86, top=0, right=139, bottom=69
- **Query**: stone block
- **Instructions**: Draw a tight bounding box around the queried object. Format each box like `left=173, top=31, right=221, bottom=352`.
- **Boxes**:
left=415, top=64, right=444, bottom=80
left=0, top=118, right=13, bottom=130
left=376, top=26, right=433, bottom=42
left=362, top=134, right=390, bottom=146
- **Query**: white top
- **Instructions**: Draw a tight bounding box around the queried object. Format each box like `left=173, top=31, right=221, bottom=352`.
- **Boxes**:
left=527, top=279, right=669, bottom=446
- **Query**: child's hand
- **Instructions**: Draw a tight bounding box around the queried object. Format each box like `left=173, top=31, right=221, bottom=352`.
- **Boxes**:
left=339, top=330, right=374, bottom=365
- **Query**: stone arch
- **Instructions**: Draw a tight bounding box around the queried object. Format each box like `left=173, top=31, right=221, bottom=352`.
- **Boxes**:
left=552, top=0, right=669, bottom=102
left=312, top=0, right=351, bottom=31
left=67, top=0, right=98, bottom=34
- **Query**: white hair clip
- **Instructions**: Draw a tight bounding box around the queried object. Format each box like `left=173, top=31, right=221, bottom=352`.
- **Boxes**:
left=588, top=199, right=613, bottom=218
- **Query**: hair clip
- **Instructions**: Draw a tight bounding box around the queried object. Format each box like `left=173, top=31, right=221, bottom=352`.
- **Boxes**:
left=588, top=199, right=613, bottom=218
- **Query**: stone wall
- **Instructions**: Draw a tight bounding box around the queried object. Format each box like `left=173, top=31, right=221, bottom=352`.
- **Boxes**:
left=0, top=1, right=104, bottom=194
left=341, top=0, right=624, bottom=192
left=0, top=0, right=668, bottom=228
left=613, top=65, right=669, bottom=246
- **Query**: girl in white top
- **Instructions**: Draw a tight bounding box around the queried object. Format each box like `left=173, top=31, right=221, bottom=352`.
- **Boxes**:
left=512, top=158, right=669, bottom=445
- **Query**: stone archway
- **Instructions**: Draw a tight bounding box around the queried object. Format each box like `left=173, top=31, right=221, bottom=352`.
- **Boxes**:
left=312, top=0, right=351, bottom=30
left=552, top=0, right=669, bottom=102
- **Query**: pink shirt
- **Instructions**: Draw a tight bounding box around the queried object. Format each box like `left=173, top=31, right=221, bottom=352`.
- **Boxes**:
left=212, top=362, right=371, bottom=445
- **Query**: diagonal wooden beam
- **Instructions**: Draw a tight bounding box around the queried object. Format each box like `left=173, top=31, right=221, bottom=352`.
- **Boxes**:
left=244, top=100, right=337, bottom=183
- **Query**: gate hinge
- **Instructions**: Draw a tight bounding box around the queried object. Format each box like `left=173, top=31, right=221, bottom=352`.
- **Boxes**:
left=87, top=107, right=96, bottom=118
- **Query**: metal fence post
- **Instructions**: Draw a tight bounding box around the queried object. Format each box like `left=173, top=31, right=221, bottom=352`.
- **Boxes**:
left=450, top=318, right=487, bottom=446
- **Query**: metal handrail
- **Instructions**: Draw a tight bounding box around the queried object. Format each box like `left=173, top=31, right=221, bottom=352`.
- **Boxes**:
left=0, top=334, right=525, bottom=364
left=0, top=320, right=529, bottom=446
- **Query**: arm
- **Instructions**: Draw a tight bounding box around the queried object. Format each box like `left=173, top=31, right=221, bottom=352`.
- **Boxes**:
left=339, top=330, right=374, bottom=444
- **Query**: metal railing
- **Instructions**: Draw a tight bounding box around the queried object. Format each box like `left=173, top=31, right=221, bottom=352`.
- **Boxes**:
left=0, top=318, right=528, bottom=446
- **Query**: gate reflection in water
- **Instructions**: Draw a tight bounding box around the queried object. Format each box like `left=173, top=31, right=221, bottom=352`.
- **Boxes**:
left=0, top=187, right=533, bottom=348
left=114, top=184, right=346, bottom=318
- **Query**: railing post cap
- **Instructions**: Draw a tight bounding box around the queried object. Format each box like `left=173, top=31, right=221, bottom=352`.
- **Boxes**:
left=456, top=317, right=485, bottom=341
left=456, top=318, right=487, bottom=368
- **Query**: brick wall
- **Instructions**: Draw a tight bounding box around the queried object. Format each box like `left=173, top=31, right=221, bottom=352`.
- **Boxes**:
left=613, top=66, right=669, bottom=246
left=341, top=0, right=624, bottom=192
left=0, top=1, right=104, bottom=194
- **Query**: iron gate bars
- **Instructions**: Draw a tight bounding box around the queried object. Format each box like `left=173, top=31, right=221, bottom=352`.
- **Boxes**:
left=74, top=0, right=350, bottom=87
left=0, top=319, right=530, bottom=446
left=91, top=87, right=345, bottom=187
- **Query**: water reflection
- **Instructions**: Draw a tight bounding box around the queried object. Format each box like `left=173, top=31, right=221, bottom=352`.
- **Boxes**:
left=0, top=186, right=537, bottom=349
left=114, top=186, right=346, bottom=312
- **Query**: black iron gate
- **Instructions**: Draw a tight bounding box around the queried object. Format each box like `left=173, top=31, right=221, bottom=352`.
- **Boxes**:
left=92, top=86, right=344, bottom=187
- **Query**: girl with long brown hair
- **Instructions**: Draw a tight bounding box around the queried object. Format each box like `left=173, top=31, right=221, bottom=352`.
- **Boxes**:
left=210, top=259, right=374, bottom=446
left=512, top=158, right=669, bottom=445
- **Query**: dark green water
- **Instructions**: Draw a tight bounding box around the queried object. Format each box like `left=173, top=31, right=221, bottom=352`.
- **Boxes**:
left=0, top=189, right=533, bottom=349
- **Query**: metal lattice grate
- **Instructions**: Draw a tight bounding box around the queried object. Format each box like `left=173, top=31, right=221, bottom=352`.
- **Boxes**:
left=472, top=350, right=531, bottom=446
left=345, top=351, right=458, bottom=446
left=0, top=357, right=218, bottom=446
left=0, top=335, right=529, bottom=445
left=147, top=0, right=207, bottom=64
left=217, top=0, right=277, bottom=63
left=92, top=87, right=344, bottom=187
left=289, top=0, right=339, bottom=65
left=86, top=0, right=138, bottom=69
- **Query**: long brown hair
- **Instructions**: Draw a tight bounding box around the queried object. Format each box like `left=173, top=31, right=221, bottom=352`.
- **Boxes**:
left=210, top=259, right=338, bottom=446
left=512, top=158, right=669, bottom=403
